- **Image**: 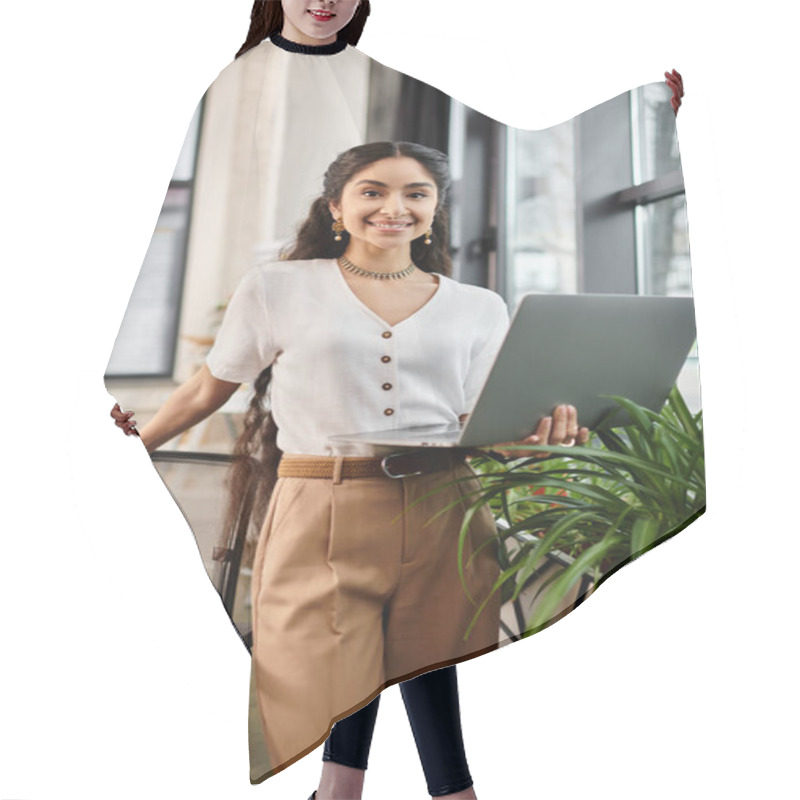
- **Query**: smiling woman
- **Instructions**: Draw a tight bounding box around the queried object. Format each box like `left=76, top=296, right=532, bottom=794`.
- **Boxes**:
left=119, top=138, right=512, bottom=797
left=331, top=158, right=438, bottom=250
left=281, top=0, right=362, bottom=45
left=236, top=0, right=370, bottom=56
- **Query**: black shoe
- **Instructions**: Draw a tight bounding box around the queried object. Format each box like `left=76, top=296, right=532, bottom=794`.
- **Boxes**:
left=307, top=793, right=316, bottom=800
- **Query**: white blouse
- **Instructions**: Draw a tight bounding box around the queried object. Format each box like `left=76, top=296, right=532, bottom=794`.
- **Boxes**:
left=206, top=259, right=509, bottom=456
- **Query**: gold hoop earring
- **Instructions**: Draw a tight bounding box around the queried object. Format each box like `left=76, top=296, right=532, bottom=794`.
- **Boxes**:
left=424, top=228, right=433, bottom=245
left=332, top=219, right=345, bottom=242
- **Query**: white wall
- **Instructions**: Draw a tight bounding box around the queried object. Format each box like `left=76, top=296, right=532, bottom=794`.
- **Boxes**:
left=176, top=42, right=371, bottom=381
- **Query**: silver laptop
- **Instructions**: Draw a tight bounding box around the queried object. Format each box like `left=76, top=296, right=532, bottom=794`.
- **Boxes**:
left=330, top=293, right=698, bottom=449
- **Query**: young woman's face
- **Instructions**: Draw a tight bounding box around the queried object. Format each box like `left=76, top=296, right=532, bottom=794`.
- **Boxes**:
left=330, top=157, right=439, bottom=253
left=280, top=0, right=361, bottom=45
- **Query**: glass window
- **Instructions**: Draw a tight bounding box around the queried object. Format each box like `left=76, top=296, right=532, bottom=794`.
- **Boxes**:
left=496, top=84, right=698, bottom=409
left=635, top=194, right=692, bottom=297
left=631, top=82, right=682, bottom=184
left=504, top=120, right=577, bottom=311
left=105, top=102, right=203, bottom=378
left=630, top=84, right=697, bottom=409
left=105, top=186, right=193, bottom=376
left=630, top=83, right=690, bottom=297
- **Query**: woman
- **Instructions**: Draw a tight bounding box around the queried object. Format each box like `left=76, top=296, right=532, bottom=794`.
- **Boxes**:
left=110, top=3, right=681, bottom=796
left=115, top=138, right=587, bottom=796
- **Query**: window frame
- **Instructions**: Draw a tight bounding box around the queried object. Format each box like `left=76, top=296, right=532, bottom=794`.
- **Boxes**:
left=104, top=99, right=205, bottom=381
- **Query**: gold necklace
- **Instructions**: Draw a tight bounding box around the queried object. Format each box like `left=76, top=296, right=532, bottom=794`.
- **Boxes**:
left=338, top=255, right=416, bottom=281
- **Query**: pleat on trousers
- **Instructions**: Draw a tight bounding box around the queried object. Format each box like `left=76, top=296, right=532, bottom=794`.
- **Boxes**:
left=247, top=457, right=500, bottom=780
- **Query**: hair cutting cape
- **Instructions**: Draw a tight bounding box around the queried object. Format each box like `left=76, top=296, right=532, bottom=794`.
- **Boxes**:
left=106, top=35, right=703, bottom=783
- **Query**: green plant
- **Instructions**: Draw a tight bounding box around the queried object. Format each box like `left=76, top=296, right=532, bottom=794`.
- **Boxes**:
left=459, top=387, right=705, bottom=638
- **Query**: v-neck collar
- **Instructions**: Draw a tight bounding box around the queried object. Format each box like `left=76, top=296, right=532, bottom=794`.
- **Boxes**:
left=328, top=259, right=446, bottom=329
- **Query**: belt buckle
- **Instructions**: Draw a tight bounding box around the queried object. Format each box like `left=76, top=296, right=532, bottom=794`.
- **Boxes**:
left=381, top=452, right=425, bottom=479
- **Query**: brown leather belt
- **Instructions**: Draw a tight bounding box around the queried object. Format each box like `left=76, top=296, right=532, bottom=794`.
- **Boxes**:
left=278, top=450, right=464, bottom=480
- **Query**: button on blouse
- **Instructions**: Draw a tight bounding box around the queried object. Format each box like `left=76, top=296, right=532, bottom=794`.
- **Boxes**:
left=206, top=259, right=509, bottom=456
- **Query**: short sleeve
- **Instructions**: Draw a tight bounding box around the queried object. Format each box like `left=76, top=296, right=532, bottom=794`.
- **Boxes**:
left=206, top=267, right=277, bottom=384
left=463, top=294, right=510, bottom=411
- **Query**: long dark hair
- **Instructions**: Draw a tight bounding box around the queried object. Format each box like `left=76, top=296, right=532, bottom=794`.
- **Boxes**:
left=227, top=142, right=453, bottom=536
left=236, top=0, right=372, bottom=59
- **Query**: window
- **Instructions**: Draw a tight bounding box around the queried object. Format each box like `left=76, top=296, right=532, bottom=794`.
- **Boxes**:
left=105, top=101, right=203, bottom=378
left=503, top=117, right=577, bottom=310
left=496, top=81, right=687, bottom=305
left=487, top=82, right=698, bottom=409
left=630, top=83, right=689, bottom=296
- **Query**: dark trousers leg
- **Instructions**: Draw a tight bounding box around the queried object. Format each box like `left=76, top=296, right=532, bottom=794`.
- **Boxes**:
left=400, top=667, right=473, bottom=796
left=322, top=693, right=381, bottom=770
left=323, top=666, right=473, bottom=797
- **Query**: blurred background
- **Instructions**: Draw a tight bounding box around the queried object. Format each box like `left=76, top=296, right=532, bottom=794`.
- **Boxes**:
left=105, top=64, right=698, bottom=454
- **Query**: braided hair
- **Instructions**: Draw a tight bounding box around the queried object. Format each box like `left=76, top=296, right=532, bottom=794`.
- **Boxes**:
left=226, top=142, right=452, bottom=540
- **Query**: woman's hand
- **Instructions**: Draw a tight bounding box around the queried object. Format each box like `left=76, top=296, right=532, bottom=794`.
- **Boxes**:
left=111, top=403, right=140, bottom=437
left=109, top=367, right=239, bottom=453
left=665, top=68, right=684, bottom=115
left=490, top=404, right=590, bottom=460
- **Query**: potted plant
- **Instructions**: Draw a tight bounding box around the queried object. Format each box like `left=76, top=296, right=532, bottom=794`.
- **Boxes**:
left=457, top=387, right=705, bottom=640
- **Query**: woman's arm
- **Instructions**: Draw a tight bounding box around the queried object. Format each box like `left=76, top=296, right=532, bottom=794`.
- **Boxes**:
left=114, top=365, right=240, bottom=454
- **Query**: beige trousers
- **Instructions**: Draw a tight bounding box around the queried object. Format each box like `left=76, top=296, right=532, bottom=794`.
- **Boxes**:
left=248, top=457, right=500, bottom=781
